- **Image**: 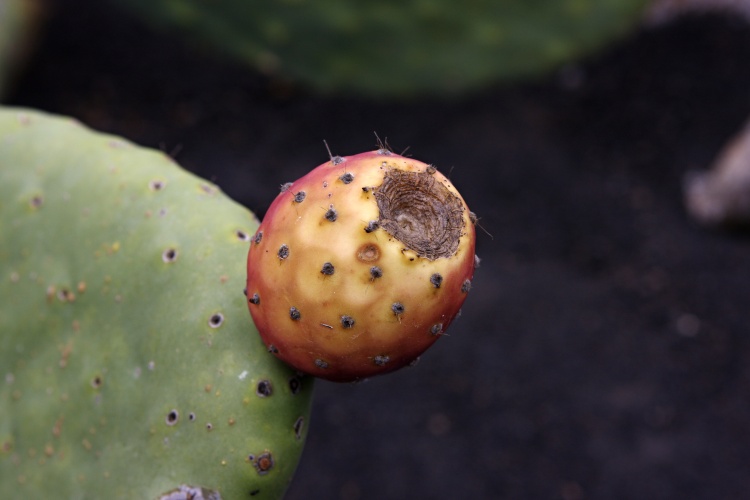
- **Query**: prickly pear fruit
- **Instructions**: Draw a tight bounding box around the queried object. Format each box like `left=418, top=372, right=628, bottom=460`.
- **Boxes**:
left=0, top=107, right=313, bottom=499
left=246, top=149, right=476, bottom=382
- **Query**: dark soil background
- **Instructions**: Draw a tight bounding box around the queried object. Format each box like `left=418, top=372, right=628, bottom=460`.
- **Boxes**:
left=7, top=1, right=750, bottom=498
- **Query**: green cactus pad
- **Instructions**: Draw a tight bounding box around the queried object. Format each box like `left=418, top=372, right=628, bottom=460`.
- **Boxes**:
left=111, top=0, right=648, bottom=97
left=0, top=107, right=313, bottom=498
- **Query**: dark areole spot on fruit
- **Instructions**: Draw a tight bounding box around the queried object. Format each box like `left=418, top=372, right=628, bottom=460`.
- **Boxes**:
left=430, top=323, right=443, bottom=335
left=370, top=266, right=383, bottom=279
left=461, top=279, right=472, bottom=293
left=430, top=273, right=443, bottom=288
left=268, top=345, right=279, bottom=354
left=339, top=172, right=354, bottom=184
left=324, top=205, right=338, bottom=222
left=278, top=244, right=290, bottom=260
left=293, top=191, right=306, bottom=203
left=315, top=359, right=329, bottom=369
left=331, top=155, right=345, bottom=165
left=374, top=355, right=390, bottom=366
left=256, top=380, right=273, bottom=397
left=364, top=220, right=380, bottom=233
left=280, top=182, right=293, bottom=193
left=321, top=262, right=335, bottom=275
left=249, top=293, right=260, bottom=305
left=253, top=231, right=263, bottom=244
left=289, top=307, right=301, bottom=320
left=392, top=302, right=405, bottom=316
left=375, top=169, right=465, bottom=260
left=357, top=243, right=380, bottom=262
left=341, top=315, right=355, bottom=328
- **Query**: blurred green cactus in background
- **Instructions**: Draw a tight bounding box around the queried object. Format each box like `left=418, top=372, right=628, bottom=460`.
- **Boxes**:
left=111, top=0, right=649, bottom=97
left=0, top=0, right=40, bottom=98
left=0, top=107, right=313, bottom=498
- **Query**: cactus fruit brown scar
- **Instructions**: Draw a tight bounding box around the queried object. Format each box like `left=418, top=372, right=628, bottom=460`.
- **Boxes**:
left=374, top=169, right=465, bottom=260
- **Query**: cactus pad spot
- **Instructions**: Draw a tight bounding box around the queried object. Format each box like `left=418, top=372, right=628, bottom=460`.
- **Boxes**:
left=29, top=195, right=43, bottom=209
left=208, top=313, right=224, bottom=328
left=373, top=355, right=390, bottom=366
left=148, top=180, right=165, bottom=191
left=57, top=288, right=75, bottom=303
left=199, top=183, right=217, bottom=195
left=293, top=191, right=306, bottom=203
left=320, top=262, right=335, bottom=276
left=235, top=229, right=250, bottom=242
left=256, top=380, right=273, bottom=398
left=430, top=323, right=443, bottom=336
left=249, top=451, right=275, bottom=476
left=324, top=205, right=338, bottom=222
left=314, top=359, right=329, bottom=369
left=391, top=302, right=405, bottom=316
left=158, top=484, right=222, bottom=500
left=289, top=307, right=301, bottom=321
left=253, top=230, right=263, bottom=244
left=288, top=376, right=302, bottom=394
left=277, top=244, right=290, bottom=260
left=369, top=266, right=383, bottom=280
left=430, top=273, right=443, bottom=288
left=91, top=376, right=103, bottom=389
left=339, top=172, right=354, bottom=184
left=189, top=412, right=196, bottom=422
left=375, top=169, right=465, bottom=260
left=461, top=279, right=472, bottom=293
left=205, top=423, right=213, bottom=431
left=356, top=244, right=380, bottom=263
left=249, top=293, right=260, bottom=305
left=293, top=416, right=305, bottom=440
left=166, top=410, right=179, bottom=426
left=162, top=248, right=178, bottom=263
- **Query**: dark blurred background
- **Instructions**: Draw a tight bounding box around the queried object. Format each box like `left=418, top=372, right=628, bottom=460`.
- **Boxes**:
left=5, top=0, right=750, bottom=498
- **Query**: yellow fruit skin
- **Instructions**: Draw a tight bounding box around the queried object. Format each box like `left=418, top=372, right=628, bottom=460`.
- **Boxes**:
left=246, top=150, right=476, bottom=382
